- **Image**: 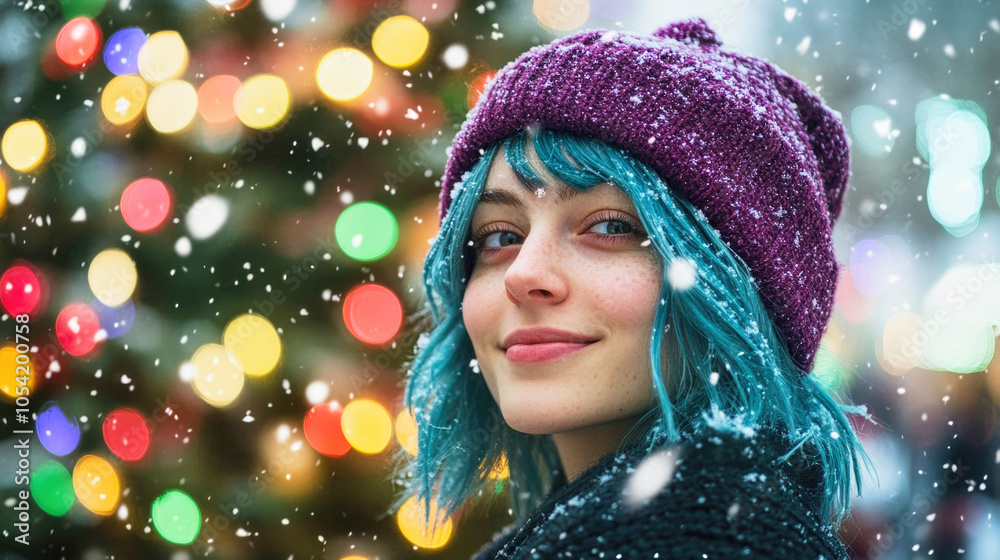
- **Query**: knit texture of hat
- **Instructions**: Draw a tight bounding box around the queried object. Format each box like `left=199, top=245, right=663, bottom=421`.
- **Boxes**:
left=438, top=17, right=850, bottom=373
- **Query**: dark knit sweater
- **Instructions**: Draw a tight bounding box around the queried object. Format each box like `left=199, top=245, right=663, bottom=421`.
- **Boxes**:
left=472, top=421, right=850, bottom=559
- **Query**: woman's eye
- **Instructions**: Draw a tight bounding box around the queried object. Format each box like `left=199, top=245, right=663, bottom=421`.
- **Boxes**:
left=588, top=219, right=634, bottom=235
left=480, top=230, right=521, bottom=249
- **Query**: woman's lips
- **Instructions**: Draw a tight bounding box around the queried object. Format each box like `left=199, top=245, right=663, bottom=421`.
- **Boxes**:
left=504, top=341, right=596, bottom=363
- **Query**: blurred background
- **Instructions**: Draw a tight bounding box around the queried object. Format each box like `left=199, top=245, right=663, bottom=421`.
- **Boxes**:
left=0, top=0, right=998, bottom=558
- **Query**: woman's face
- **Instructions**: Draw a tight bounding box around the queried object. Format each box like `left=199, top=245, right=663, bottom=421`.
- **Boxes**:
left=461, top=146, right=662, bottom=436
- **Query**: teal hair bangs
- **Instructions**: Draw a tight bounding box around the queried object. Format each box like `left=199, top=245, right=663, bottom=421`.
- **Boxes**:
left=388, top=128, right=875, bottom=535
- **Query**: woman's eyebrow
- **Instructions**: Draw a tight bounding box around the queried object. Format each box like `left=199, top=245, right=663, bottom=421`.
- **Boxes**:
left=477, top=183, right=594, bottom=210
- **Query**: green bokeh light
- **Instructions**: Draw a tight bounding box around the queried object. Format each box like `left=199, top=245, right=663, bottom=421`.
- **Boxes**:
left=59, top=0, right=107, bottom=18
left=809, top=343, right=851, bottom=393
left=334, top=202, right=399, bottom=261
left=151, top=489, right=201, bottom=545
left=850, top=105, right=894, bottom=158
left=921, top=318, right=995, bottom=374
left=31, top=461, right=75, bottom=516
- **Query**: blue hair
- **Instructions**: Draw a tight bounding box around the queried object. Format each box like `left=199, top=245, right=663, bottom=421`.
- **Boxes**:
left=388, top=128, right=875, bottom=536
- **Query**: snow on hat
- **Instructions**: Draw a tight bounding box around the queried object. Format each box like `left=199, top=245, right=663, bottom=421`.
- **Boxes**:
left=438, top=17, right=850, bottom=373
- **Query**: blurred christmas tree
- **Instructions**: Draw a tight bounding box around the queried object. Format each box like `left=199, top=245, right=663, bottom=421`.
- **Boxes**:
left=0, top=0, right=540, bottom=557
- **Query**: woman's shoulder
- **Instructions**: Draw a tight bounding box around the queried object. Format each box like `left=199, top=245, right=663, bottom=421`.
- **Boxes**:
left=471, top=421, right=849, bottom=559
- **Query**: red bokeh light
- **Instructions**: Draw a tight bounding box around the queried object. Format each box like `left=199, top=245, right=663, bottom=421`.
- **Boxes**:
left=303, top=402, right=352, bottom=457
left=55, top=302, right=103, bottom=357
left=103, top=407, right=151, bottom=461
left=55, top=18, right=103, bottom=68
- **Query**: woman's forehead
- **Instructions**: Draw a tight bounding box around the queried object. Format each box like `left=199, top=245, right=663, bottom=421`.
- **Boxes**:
left=480, top=151, right=634, bottom=210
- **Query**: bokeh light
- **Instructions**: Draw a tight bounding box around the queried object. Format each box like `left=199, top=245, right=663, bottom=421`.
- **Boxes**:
left=103, top=407, right=150, bottom=461
left=303, top=401, right=351, bottom=457
left=403, top=0, right=457, bottom=23
left=146, top=80, right=199, bottom=133
left=878, top=312, right=924, bottom=376
left=94, top=298, right=136, bottom=339
left=104, top=27, right=146, bottom=75
left=394, top=408, right=418, bottom=456
left=0, top=345, right=36, bottom=399
left=468, top=70, right=496, bottom=110
left=533, top=0, right=590, bottom=31
left=2, top=120, right=50, bottom=172
left=396, top=495, right=453, bottom=549
left=88, top=248, right=138, bottom=307
left=151, top=489, right=201, bottom=545
left=334, top=202, right=398, bottom=261
left=261, top=0, right=297, bottom=21
left=55, top=302, right=103, bottom=356
left=37, top=401, right=82, bottom=456
left=259, top=423, right=319, bottom=496
left=1, top=263, right=43, bottom=316
left=59, top=0, right=107, bottom=18
left=809, top=323, right=853, bottom=392
left=850, top=105, right=895, bottom=157
left=921, top=318, right=995, bottom=373
left=197, top=75, right=241, bottom=123
left=316, top=48, right=374, bottom=101
left=342, top=283, right=403, bottom=345
left=341, top=399, right=392, bottom=454
left=138, top=30, right=188, bottom=84
left=916, top=97, right=991, bottom=237
left=234, top=74, right=290, bottom=129
left=190, top=343, right=245, bottom=408
left=31, top=461, right=75, bottom=517
left=372, top=15, right=430, bottom=68
left=121, top=178, right=173, bottom=232
left=73, top=455, right=120, bottom=516
left=927, top=165, right=983, bottom=231
left=849, top=236, right=907, bottom=299
left=189, top=343, right=245, bottom=407
left=101, top=74, right=148, bottom=125
left=55, top=18, right=102, bottom=68
left=223, top=314, right=282, bottom=376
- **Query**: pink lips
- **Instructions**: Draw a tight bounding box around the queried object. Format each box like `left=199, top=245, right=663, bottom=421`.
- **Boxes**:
left=505, top=341, right=596, bottom=363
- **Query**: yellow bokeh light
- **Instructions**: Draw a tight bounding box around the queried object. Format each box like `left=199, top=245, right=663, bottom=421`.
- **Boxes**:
left=2, top=120, right=49, bottom=173
left=0, top=345, right=36, bottom=400
left=396, top=496, right=453, bottom=549
left=879, top=312, right=924, bottom=376
left=317, top=48, right=374, bottom=101
left=258, top=424, right=318, bottom=497
left=223, top=314, right=281, bottom=376
left=190, top=343, right=245, bottom=407
left=0, top=170, right=6, bottom=217
left=341, top=399, right=392, bottom=454
left=533, top=0, right=590, bottom=32
left=138, top=31, right=189, bottom=84
left=146, top=80, right=198, bottom=134
left=73, top=455, right=120, bottom=516
left=88, top=248, right=138, bottom=307
left=102, top=74, right=148, bottom=126
left=394, top=408, right=418, bottom=456
left=234, top=74, right=290, bottom=129
left=372, top=15, right=429, bottom=68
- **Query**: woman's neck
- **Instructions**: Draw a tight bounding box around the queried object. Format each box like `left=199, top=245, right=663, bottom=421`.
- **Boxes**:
left=550, top=414, right=647, bottom=484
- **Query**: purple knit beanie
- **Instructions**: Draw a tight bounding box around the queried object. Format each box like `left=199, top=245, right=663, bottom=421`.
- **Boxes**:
left=438, top=17, right=849, bottom=374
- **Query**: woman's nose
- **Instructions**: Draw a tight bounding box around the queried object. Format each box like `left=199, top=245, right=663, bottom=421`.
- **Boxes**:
left=503, top=229, right=569, bottom=305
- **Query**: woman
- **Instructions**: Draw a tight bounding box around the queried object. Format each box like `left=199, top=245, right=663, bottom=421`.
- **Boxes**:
left=390, top=17, right=875, bottom=559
